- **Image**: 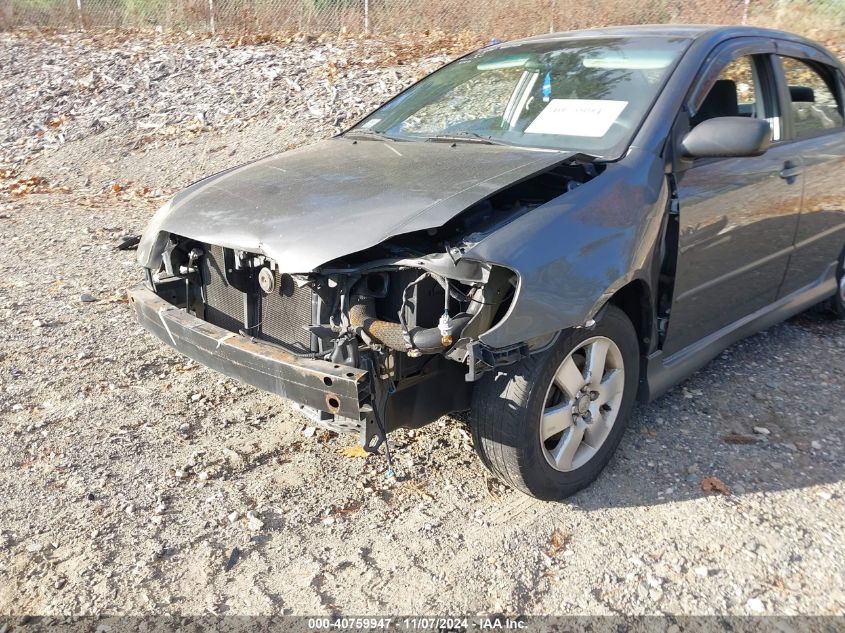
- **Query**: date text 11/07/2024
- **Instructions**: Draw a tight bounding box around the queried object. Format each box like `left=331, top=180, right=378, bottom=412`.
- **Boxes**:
left=306, top=617, right=527, bottom=630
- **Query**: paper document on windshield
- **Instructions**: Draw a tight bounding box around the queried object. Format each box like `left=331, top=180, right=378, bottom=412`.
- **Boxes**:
left=525, top=99, right=628, bottom=137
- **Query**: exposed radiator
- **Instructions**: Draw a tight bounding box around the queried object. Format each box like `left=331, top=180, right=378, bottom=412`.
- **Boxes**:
left=258, top=270, right=314, bottom=353
left=199, top=245, right=315, bottom=353
left=201, top=245, right=244, bottom=334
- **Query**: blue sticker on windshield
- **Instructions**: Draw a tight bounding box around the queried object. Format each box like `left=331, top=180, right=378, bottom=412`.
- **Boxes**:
left=542, top=71, right=551, bottom=103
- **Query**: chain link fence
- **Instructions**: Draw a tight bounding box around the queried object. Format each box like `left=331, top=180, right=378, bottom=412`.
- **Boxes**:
left=2, top=0, right=844, bottom=38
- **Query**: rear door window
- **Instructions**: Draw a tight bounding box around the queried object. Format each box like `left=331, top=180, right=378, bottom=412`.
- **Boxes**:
left=779, top=56, right=844, bottom=139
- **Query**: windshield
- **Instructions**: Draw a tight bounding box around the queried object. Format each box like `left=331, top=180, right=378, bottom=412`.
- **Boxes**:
left=349, top=36, right=690, bottom=156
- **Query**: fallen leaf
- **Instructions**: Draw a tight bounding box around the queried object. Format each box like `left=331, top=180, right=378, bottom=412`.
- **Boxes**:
left=103, top=293, right=130, bottom=304
left=1, top=176, right=49, bottom=196
left=547, top=529, right=569, bottom=555
left=701, top=476, right=731, bottom=496
left=317, top=430, right=338, bottom=443
left=335, top=501, right=361, bottom=515
left=47, top=114, right=71, bottom=128
left=402, top=481, right=434, bottom=501
left=722, top=433, right=757, bottom=445
left=485, top=477, right=502, bottom=500
left=339, top=445, right=370, bottom=458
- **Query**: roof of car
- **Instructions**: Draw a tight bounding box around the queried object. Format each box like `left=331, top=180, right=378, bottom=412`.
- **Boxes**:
left=512, top=24, right=810, bottom=45
left=505, top=24, right=840, bottom=64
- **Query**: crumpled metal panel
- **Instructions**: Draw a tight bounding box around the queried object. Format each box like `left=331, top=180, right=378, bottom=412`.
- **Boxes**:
left=136, top=138, right=573, bottom=273
left=128, top=285, right=369, bottom=418
left=466, top=147, right=669, bottom=348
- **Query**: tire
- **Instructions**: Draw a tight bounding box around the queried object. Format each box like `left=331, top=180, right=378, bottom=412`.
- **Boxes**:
left=470, top=305, right=639, bottom=500
left=829, top=251, right=845, bottom=318
left=814, top=248, right=845, bottom=318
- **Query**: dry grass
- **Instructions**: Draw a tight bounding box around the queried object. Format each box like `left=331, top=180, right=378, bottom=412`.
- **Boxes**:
left=1, top=0, right=844, bottom=43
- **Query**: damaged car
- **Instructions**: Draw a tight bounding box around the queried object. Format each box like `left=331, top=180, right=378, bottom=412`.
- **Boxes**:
left=130, top=25, right=845, bottom=500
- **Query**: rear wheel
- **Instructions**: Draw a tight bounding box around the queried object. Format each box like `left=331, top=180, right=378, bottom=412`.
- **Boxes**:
left=470, top=305, right=639, bottom=500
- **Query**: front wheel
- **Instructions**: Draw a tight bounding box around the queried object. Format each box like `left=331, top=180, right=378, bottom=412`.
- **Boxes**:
left=470, top=305, right=640, bottom=500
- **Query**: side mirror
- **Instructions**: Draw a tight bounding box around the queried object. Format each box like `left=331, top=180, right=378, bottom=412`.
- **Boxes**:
left=681, top=117, right=771, bottom=159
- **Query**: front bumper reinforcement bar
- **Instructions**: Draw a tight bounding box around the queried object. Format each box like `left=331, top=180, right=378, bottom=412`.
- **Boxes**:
left=128, top=285, right=369, bottom=418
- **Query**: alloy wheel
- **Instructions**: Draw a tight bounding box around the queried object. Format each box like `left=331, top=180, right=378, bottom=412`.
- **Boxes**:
left=539, top=336, right=626, bottom=472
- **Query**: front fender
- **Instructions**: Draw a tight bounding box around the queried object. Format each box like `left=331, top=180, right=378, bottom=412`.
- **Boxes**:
left=465, top=147, right=668, bottom=349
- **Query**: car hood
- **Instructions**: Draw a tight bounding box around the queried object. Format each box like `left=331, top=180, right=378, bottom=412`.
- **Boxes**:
left=138, top=137, right=575, bottom=272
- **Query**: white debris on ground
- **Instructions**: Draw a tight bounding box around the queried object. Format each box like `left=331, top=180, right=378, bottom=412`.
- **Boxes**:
left=0, top=30, right=473, bottom=193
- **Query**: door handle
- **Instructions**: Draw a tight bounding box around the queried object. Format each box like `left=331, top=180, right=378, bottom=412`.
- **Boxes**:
left=779, top=160, right=802, bottom=182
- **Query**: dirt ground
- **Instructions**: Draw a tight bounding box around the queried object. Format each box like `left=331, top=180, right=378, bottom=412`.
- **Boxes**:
left=0, top=31, right=844, bottom=617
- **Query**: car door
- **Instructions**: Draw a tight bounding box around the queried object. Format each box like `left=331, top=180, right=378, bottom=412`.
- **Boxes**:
left=773, top=46, right=845, bottom=294
left=663, top=44, right=804, bottom=356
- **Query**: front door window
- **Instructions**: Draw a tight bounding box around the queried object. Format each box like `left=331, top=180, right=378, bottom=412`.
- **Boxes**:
left=691, top=55, right=781, bottom=141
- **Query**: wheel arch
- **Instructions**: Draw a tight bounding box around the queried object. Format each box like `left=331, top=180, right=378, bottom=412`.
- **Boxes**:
left=605, top=279, right=654, bottom=357
left=596, top=279, right=655, bottom=402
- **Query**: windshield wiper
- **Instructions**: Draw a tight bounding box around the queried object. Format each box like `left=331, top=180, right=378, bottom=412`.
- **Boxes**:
left=425, top=131, right=513, bottom=146
left=344, top=129, right=400, bottom=142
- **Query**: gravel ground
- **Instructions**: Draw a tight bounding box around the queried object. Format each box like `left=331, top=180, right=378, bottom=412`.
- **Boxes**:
left=0, top=31, right=844, bottom=617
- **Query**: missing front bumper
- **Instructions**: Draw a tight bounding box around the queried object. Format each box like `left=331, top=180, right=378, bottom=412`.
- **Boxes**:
left=128, top=285, right=370, bottom=418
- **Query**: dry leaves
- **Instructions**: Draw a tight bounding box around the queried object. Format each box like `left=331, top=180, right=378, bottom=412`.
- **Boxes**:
left=701, top=476, right=732, bottom=496
left=401, top=480, right=435, bottom=501
left=46, top=114, right=72, bottom=129
left=0, top=176, right=58, bottom=196
left=104, top=291, right=130, bottom=304
left=0, top=31, right=466, bottom=175
left=546, top=529, right=570, bottom=557
left=317, top=430, right=338, bottom=443
left=103, top=182, right=161, bottom=202
left=339, top=444, right=370, bottom=458
left=485, top=477, right=504, bottom=500
left=334, top=501, right=362, bottom=516
left=722, top=432, right=758, bottom=445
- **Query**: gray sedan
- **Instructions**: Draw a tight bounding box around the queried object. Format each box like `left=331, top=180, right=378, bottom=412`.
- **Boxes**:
left=130, top=25, right=845, bottom=500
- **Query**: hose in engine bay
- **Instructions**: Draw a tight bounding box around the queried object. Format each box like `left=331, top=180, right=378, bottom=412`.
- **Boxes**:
left=348, top=292, right=472, bottom=355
